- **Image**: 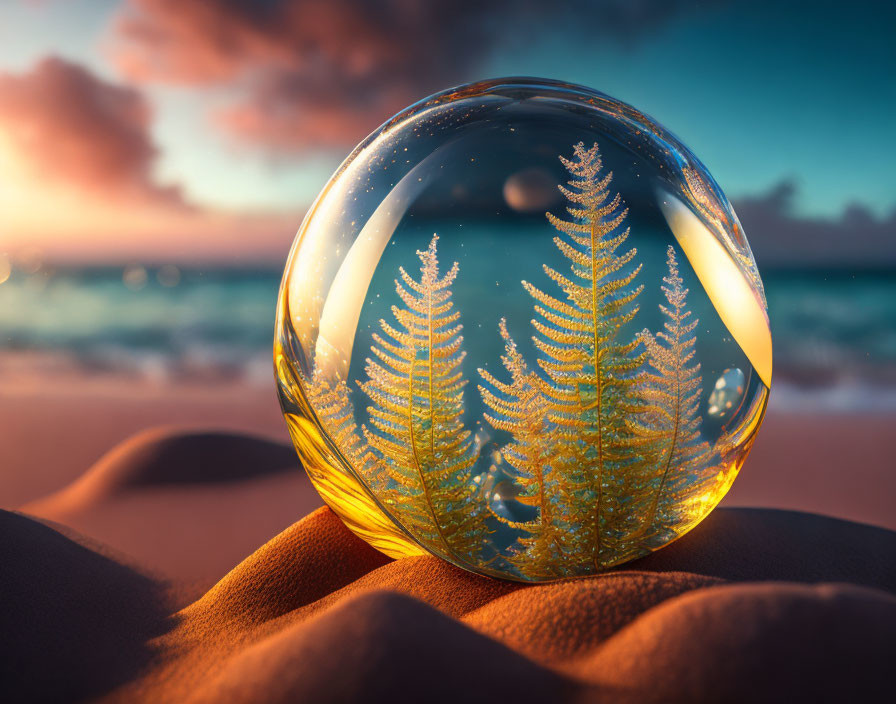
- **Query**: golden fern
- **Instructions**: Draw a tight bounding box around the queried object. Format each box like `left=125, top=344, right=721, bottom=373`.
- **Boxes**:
left=628, top=245, right=711, bottom=542
left=520, top=141, right=646, bottom=571
left=306, top=367, right=378, bottom=482
left=279, top=352, right=421, bottom=559
left=478, top=319, right=566, bottom=579
left=359, top=234, right=485, bottom=561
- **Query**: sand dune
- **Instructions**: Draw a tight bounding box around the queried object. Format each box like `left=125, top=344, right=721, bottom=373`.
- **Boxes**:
left=580, top=582, right=894, bottom=702
left=22, top=429, right=322, bottom=585
left=0, top=510, right=171, bottom=703
left=0, top=378, right=289, bottom=507
left=189, top=582, right=895, bottom=704
left=15, top=408, right=896, bottom=589
left=26, top=427, right=298, bottom=508
left=4, top=377, right=894, bottom=533
left=3, top=504, right=893, bottom=703
left=6, top=424, right=896, bottom=701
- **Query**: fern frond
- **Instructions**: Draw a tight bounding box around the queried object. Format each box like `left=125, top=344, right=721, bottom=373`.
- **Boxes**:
left=517, top=141, right=648, bottom=570
left=479, top=141, right=646, bottom=575
left=360, top=234, right=486, bottom=561
left=305, top=367, right=381, bottom=490
left=627, top=245, right=713, bottom=546
left=478, top=318, right=568, bottom=579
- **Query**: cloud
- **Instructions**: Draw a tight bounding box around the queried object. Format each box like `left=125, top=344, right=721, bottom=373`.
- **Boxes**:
left=734, top=182, right=896, bottom=268
left=0, top=56, right=185, bottom=208
left=109, top=0, right=719, bottom=151
left=0, top=56, right=302, bottom=264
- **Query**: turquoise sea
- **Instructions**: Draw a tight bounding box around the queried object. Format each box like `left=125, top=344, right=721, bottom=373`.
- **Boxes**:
left=1, top=264, right=894, bottom=411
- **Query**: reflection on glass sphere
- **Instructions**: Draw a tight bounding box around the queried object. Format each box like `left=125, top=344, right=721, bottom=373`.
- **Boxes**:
left=275, top=78, right=771, bottom=581
left=708, top=368, right=748, bottom=423
left=472, top=462, right=522, bottom=521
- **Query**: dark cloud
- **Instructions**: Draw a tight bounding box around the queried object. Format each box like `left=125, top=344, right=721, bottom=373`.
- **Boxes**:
left=734, top=182, right=896, bottom=269
left=0, top=56, right=186, bottom=208
left=110, top=0, right=720, bottom=150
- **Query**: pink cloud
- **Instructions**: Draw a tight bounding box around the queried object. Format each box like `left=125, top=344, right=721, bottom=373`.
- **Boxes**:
left=0, top=56, right=186, bottom=208
left=0, top=57, right=301, bottom=263
left=109, top=0, right=717, bottom=151
left=109, top=0, right=484, bottom=149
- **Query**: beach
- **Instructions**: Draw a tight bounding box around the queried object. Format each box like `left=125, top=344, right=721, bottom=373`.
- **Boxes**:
left=3, top=479, right=894, bottom=703
left=2, top=281, right=894, bottom=700
left=2, top=3, right=893, bottom=701
left=1, top=373, right=893, bottom=585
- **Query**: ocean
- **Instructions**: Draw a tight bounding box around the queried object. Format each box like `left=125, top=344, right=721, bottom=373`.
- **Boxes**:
left=1, top=264, right=894, bottom=412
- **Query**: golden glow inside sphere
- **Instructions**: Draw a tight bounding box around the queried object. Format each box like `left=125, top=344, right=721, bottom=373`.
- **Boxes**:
left=275, top=78, right=771, bottom=581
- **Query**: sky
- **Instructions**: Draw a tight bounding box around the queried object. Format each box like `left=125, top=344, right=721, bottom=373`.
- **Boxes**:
left=0, top=0, right=893, bottom=264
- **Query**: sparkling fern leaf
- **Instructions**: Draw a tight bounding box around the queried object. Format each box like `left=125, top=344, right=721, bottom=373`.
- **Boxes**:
left=360, top=234, right=485, bottom=561
left=478, top=319, right=566, bottom=579
left=628, top=245, right=712, bottom=544
left=306, top=367, right=378, bottom=483
left=521, top=141, right=645, bottom=570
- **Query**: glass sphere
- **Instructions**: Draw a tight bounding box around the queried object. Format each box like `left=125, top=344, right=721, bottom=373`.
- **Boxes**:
left=275, top=78, right=771, bottom=581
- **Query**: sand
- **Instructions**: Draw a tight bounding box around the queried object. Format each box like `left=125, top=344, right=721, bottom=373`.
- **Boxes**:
left=2, top=378, right=895, bottom=701
left=4, top=377, right=894, bottom=587
left=20, top=428, right=320, bottom=585
left=3, top=505, right=893, bottom=703
left=0, top=376, right=287, bottom=508
left=4, top=377, right=893, bottom=526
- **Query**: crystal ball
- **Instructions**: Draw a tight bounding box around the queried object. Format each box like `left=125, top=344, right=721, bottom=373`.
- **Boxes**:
left=275, top=78, right=771, bottom=581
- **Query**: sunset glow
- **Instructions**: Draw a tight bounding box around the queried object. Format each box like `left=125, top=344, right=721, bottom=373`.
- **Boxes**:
left=0, top=1, right=892, bottom=265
